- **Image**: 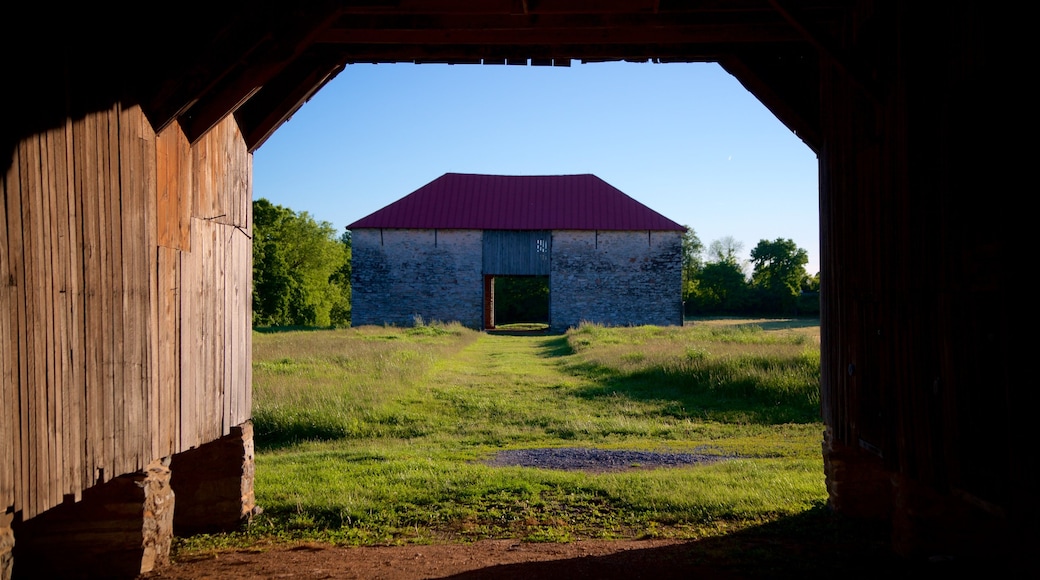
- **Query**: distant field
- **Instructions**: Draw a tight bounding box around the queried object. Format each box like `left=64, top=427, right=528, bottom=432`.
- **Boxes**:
left=177, top=318, right=826, bottom=553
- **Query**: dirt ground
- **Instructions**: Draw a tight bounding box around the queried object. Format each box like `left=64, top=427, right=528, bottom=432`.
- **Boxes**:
left=138, top=514, right=993, bottom=580
left=143, top=538, right=720, bottom=580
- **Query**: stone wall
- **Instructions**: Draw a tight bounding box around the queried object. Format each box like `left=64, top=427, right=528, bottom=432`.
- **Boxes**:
left=549, top=230, right=682, bottom=331
left=351, top=228, right=682, bottom=331
left=169, top=422, right=257, bottom=536
left=1, top=512, right=12, bottom=580
left=351, top=229, right=484, bottom=328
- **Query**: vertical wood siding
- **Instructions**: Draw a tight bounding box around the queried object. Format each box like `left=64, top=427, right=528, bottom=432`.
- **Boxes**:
left=818, top=3, right=1020, bottom=530
left=1, top=110, right=252, bottom=520
left=482, top=230, right=551, bottom=275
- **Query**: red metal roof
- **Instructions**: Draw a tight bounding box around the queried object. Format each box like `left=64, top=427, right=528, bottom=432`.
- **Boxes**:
left=347, top=173, right=686, bottom=231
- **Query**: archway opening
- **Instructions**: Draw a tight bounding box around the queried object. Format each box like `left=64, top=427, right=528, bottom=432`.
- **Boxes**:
left=487, top=275, right=550, bottom=331
left=246, top=59, right=826, bottom=564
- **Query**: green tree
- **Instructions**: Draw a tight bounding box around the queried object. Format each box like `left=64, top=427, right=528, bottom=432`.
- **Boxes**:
left=749, top=237, right=809, bottom=315
left=328, top=230, right=353, bottom=325
left=684, top=235, right=750, bottom=315
left=252, top=198, right=351, bottom=327
left=680, top=226, right=704, bottom=304
left=801, top=271, right=820, bottom=293
left=690, top=258, right=749, bottom=314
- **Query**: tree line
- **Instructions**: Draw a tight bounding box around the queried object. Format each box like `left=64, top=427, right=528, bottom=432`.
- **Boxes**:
left=250, top=200, right=818, bottom=328
left=680, top=226, right=819, bottom=317
left=252, top=198, right=352, bottom=328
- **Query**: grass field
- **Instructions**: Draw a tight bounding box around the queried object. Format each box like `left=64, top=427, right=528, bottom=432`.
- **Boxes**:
left=178, top=317, right=827, bottom=552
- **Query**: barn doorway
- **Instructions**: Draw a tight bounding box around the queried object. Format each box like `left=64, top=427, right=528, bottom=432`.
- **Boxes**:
left=484, top=275, right=550, bottom=331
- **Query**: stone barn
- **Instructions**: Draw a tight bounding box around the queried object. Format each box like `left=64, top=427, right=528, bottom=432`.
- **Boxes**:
left=348, top=173, right=686, bottom=331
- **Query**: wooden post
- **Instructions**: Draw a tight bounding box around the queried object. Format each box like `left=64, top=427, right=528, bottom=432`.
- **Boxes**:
left=484, top=275, right=495, bottom=330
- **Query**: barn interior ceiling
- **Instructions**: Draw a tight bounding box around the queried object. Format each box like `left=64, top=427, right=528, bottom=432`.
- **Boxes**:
left=6, top=1, right=858, bottom=164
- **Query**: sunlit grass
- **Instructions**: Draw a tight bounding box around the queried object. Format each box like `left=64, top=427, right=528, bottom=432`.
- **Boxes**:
left=176, top=317, right=826, bottom=554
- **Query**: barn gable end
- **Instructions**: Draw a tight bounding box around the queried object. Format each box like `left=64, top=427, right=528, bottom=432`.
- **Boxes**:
left=348, top=174, right=684, bottom=330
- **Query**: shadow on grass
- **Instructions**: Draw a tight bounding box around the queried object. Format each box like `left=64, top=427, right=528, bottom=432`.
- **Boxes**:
left=563, top=360, right=819, bottom=425
left=252, top=419, right=351, bottom=452
left=440, top=505, right=1012, bottom=579
left=536, top=335, right=575, bottom=358
left=685, top=316, right=821, bottom=332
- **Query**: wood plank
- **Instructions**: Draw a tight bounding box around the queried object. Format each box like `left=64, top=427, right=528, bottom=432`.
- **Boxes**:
left=229, top=120, right=250, bottom=229
left=141, top=108, right=160, bottom=464
left=156, top=123, right=192, bottom=251
left=62, top=117, right=86, bottom=501
left=41, top=125, right=67, bottom=506
left=229, top=119, right=250, bottom=426
left=5, top=143, right=29, bottom=516
left=192, top=128, right=221, bottom=221
left=120, top=104, right=155, bottom=471
left=179, top=220, right=199, bottom=450
left=157, top=246, right=181, bottom=456
left=120, top=104, right=144, bottom=472
left=244, top=146, right=254, bottom=236
left=239, top=228, right=252, bottom=425
left=207, top=221, right=226, bottom=442
left=1, top=141, right=22, bottom=512
left=195, top=219, right=208, bottom=446
left=0, top=151, right=9, bottom=508
left=223, top=226, right=233, bottom=434
left=227, top=228, right=251, bottom=428
left=76, top=112, right=105, bottom=486
left=195, top=116, right=251, bottom=228
left=19, top=134, right=47, bottom=517
left=101, top=104, right=122, bottom=480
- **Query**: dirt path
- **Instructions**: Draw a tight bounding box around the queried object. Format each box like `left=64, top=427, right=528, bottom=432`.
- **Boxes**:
left=142, top=538, right=712, bottom=580
left=140, top=523, right=950, bottom=580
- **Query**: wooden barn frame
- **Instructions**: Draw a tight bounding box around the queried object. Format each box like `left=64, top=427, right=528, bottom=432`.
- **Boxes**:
left=1, top=1, right=1028, bottom=576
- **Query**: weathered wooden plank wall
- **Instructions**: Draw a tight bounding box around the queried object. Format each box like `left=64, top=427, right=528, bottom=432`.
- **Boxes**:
left=818, top=4, right=1023, bottom=554
left=482, top=230, right=552, bottom=275
left=0, top=108, right=252, bottom=521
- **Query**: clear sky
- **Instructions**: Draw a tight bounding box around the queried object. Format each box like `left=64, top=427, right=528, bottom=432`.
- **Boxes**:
left=253, top=60, right=820, bottom=276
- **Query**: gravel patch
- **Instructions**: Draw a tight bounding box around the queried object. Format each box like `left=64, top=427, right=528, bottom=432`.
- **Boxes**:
left=481, top=447, right=735, bottom=473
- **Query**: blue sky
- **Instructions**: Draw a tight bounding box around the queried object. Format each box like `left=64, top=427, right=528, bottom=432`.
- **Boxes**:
left=252, top=60, right=820, bottom=275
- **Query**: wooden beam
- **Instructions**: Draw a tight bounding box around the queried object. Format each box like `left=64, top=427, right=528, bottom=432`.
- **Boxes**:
left=235, top=55, right=346, bottom=152
left=767, top=0, right=880, bottom=102
left=318, top=16, right=805, bottom=46
left=719, top=50, right=821, bottom=154
left=323, top=42, right=726, bottom=63
left=174, top=3, right=345, bottom=144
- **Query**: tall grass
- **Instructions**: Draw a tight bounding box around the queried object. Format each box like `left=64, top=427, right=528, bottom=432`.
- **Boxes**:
left=566, top=321, right=821, bottom=424
left=178, top=317, right=827, bottom=552
left=252, top=321, right=479, bottom=447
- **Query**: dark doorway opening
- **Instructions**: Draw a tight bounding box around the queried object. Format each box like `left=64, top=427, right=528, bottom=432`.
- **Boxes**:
left=486, top=275, right=549, bottom=331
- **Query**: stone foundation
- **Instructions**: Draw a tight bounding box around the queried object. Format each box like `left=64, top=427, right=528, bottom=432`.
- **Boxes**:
left=1, top=512, right=13, bottom=580
left=10, top=458, right=174, bottom=579
left=821, top=428, right=893, bottom=521
left=169, top=421, right=257, bottom=535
